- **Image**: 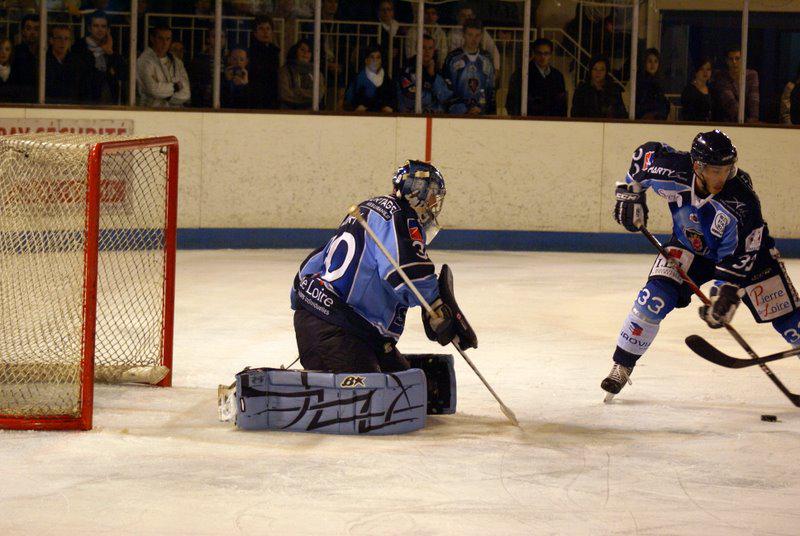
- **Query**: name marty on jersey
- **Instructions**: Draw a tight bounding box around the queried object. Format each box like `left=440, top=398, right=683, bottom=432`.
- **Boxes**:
left=645, top=165, right=683, bottom=178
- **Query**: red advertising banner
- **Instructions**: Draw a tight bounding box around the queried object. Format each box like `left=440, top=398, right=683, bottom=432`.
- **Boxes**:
left=0, top=119, right=134, bottom=136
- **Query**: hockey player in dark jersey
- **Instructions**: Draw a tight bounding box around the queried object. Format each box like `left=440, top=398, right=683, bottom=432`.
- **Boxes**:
left=603, top=130, right=800, bottom=399
left=290, top=160, right=477, bottom=374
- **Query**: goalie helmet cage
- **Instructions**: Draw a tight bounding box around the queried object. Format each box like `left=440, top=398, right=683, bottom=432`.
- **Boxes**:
left=0, top=134, right=178, bottom=431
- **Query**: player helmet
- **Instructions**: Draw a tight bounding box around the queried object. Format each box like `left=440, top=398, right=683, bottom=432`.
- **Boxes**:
left=690, top=130, right=738, bottom=167
left=392, top=160, right=446, bottom=244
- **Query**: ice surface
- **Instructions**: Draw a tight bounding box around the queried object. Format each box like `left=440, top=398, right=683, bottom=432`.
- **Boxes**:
left=2, top=249, right=799, bottom=535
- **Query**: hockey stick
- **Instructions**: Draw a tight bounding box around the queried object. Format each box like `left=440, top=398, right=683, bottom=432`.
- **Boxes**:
left=685, top=335, right=800, bottom=369
left=639, top=225, right=800, bottom=407
left=348, top=205, right=520, bottom=426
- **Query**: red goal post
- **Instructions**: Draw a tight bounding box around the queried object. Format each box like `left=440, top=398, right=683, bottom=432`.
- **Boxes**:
left=0, top=134, right=178, bottom=431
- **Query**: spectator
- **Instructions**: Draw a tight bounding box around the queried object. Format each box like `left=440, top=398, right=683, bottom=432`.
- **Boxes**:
left=710, top=45, right=759, bottom=123
left=169, top=41, right=184, bottom=62
left=46, top=25, right=80, bottom=104
left=404, top=5, right=448, bottom=70
left=345, top=46, right=395, bottom=112
left=448, top=5, right=500, bottom=73
left=634, top=48, right=670, bottom=120
left=248, top=14, right=280, bottom=109
left=571, top=55, right=627, bottom=119
left=136, top=25, right=190, bottom=107
left=72, top=10, right=124, bottom=104
left=0, top=38, right=27, bottom=103
left=443, top=18, right=495, bottom=115
left=279, top=39, right=325, bottom=110
left=377, top=0, right=405, bottom=77
left=12, top=14, right=39, bottom=99
left=506, top=37, right=567, bottom=117
left=779, top=64, right=800, bottom=125
left=397, top=34, right=451, bottom=114
left=222, top=47, right=252, bottom=109
left=680, top=57, right=712, bottom=122
left=189, top=31, right=227, bottom=108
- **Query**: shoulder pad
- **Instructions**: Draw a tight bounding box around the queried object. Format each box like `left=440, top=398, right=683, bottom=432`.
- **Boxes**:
left=362, top=196, right=401, bottom=221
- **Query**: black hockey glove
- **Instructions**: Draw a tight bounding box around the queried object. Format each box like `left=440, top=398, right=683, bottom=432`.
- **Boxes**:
left=613, top=182, right=648, bottom=232
left=699, top=282, right=742, bottom=329
left=422, top=265, right=478, bottom=351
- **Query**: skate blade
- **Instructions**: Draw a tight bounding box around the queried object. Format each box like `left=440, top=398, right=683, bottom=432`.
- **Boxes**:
left=603, top=392, right=616, bottom=404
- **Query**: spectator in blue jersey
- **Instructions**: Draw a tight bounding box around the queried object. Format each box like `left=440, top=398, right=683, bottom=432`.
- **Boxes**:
left=571, top=55, right=627, bottom=119
left=506, top=37, right=567, bottom=117
left=345, top=45, right=396, bottom=113
left=634, top=48, right=670, bottom=120
left=443, top=18, right=495, bottom=115
left=290, top=161, right=477, bottom=373
left=397, top=34, right=451, bottom=113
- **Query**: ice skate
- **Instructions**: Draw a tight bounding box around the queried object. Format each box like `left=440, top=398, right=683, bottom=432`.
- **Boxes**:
left=602, top=364, right=633, bottom=403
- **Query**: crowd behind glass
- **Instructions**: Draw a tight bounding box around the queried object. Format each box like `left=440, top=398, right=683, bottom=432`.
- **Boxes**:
left=1, top=0, right=799, bottom=125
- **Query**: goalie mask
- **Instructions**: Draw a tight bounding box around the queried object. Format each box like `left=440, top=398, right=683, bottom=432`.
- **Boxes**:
left=392, top=160, right=446, bottom=244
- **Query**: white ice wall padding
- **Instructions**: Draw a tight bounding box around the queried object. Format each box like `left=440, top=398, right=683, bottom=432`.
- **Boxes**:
left=5, top=107, right=800, bottom=238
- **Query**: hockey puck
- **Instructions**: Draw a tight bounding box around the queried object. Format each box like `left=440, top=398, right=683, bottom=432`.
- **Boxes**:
left=761, top=414, right=777, bottom=422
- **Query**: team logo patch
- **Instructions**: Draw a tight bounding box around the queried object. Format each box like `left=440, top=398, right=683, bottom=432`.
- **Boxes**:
left=745, top=226, right=764, bottom=252
left=689, top=213, right=699, bottom=224
left=642, top=151, right=655, bottom=170
left=340, top=376, right=366, bottom=388
left=629, top=322, right=644, bottom=336
left=468, top=78, right=479, bottom=94
left=684, top=228, right=708, bottom=254
left=711, top=212, right=730, bottom=238
left=408, top=219, right=424, bottom=243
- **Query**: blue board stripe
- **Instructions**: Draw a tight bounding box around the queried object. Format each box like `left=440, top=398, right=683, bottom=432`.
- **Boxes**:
left=176, top=228, right=800, bottom=258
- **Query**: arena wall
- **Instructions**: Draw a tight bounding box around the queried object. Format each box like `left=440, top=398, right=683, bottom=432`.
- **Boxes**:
left=5, top=106, right=800, bottom=254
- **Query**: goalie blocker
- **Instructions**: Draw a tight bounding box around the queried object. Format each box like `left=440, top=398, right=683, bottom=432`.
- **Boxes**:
left=222, top=354, right=456, bottom=435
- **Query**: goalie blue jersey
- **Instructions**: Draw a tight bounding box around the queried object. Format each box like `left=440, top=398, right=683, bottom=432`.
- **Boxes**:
left=291, top=196, right=440, bottom=343
left=625, top=141, right=775, bottom=285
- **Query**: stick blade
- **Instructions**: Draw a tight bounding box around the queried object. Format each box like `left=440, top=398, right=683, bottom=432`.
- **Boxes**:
left=685, top=335, right=744, bottom=368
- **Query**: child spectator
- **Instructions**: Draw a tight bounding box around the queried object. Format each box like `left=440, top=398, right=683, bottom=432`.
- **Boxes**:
left=279, top=39, right=325, bottom=110
left=222, top=47, right=252, bottom=109
left=136, top=25, right=190, bottom=107
left=345, top=45, right=396, bottom=112
left=680, top=57, right=712, bottom=122
left=571, top=55, right=627, bottom=119
left=635, top=48, right=670, bottom=120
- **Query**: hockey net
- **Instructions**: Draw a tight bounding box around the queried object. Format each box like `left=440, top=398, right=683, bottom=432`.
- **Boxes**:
left=0, top=134, right=178, bottom=430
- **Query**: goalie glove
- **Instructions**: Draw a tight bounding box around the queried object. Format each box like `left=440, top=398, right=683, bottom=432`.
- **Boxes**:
left=421, top=265, right=478, bottom=351
left=699, top=282, right=742, bottom=329
left=613, top=181, right=648, bottom=232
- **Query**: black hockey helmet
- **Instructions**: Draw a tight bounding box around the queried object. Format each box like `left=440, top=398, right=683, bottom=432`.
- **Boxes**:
left=690, top=130, right=738, bottom=167
left=392, top=160, right=446, bottom=243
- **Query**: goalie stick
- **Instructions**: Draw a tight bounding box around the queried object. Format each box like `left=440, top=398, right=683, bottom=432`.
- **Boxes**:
left=685, top=335, right=800, bottom=369
left=348, top=205, right=519, bottom=427
left=638, top=226, right=800, bottom=408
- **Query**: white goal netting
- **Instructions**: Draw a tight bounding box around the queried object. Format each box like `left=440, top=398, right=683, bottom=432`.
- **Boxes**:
left=0, top=134, right=175, bottom=427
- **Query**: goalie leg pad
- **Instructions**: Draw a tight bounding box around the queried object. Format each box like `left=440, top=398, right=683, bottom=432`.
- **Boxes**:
left=405, top=354, right=457, bottom=415
left=234, top=367, right=427, bottom=435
